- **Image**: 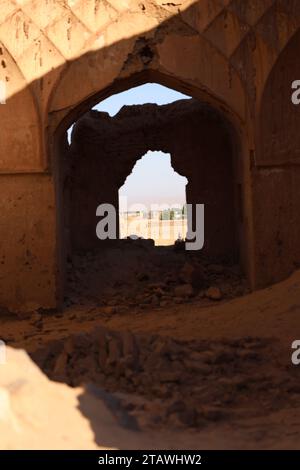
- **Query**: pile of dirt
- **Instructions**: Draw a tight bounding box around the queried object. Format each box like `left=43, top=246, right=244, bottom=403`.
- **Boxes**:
left=32, top=326, right=300, bottom=431
left=66, top=241, right=248, bottom=311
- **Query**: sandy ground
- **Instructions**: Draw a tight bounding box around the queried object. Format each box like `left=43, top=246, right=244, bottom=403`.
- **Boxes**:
left=1, top=244, right=300, bottom=449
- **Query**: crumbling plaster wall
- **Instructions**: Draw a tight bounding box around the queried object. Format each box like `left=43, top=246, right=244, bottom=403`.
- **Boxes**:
left=0, top=0, right=299, bottom=310
left=68, top=99, right=238, bottom=263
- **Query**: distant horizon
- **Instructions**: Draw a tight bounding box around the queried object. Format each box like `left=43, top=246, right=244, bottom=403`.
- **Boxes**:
left=119, top=206, right=186, bottom=214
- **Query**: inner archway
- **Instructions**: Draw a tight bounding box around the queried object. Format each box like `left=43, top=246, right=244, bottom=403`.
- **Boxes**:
left=58, top=80, right=244, bottom=310
left=37, top=79, right=250, bottom=444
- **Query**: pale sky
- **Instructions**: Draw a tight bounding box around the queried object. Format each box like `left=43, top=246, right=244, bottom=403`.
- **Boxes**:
left=119, top=150, right=188, bottom=211
left=94, top=83, right=190, bottom=115
left=69, top=83, right=191, bottom=208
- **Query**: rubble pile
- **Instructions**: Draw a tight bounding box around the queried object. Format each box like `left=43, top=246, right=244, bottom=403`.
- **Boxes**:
left=66, top=241, right=249, bottom=311
left=32, top=326, right=299, bottom=430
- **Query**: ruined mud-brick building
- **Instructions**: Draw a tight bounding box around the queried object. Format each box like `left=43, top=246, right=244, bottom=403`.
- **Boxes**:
left=0, top=0, right=300, bottom=312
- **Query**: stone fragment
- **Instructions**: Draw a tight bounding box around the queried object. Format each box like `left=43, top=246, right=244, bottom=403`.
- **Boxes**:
left=179, top=262, right=194, bottom=284
left=205, top=286, right=222, bottom=300
left=102, top=306, right=117, bottom=315
left=174, top=284, right=194, bottom=298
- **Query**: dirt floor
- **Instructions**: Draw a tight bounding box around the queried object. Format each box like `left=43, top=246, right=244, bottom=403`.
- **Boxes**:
left=1, top=241, right=300, bottom=449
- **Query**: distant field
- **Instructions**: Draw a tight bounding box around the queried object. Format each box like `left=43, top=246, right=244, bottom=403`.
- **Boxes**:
left=120, top=214, right=187, bottom=245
